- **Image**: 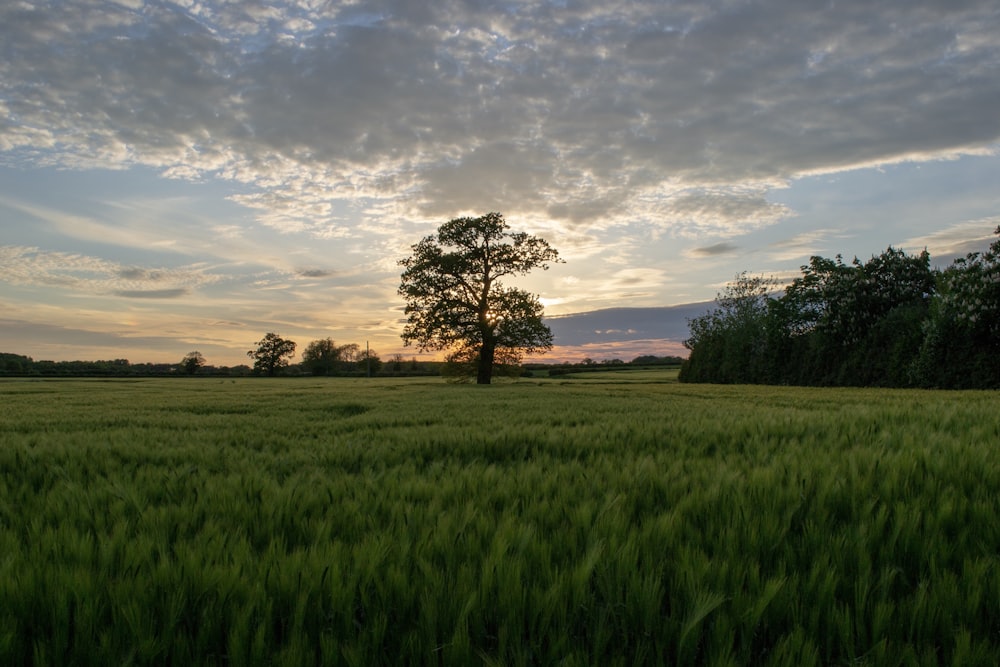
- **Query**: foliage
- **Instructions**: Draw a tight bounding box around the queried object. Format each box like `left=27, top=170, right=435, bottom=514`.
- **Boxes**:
left=398, top=212, right=561, bottom=384
left=300, top=338, right=362, bottom=376
left=778, top=248, right=934, bottom=385
left=679, top=237, right=1000, bottom=387
left=336, top=343, right=361, bottom=367
left=914, top=226, right=1000, bottom=388
left=386, top=355, right=438, bottom=376
left=247, top=332, right=297, bottom=376
left=180, top=351, right=206, bottom=375
left=538, top=355, right=685, bottom=377
left=680, top=272, right=776, bottom=384
left=2, top=377, right=1000, bottom=665
left=0, top=353, right=33, bottom=374
left=0, top=350, right=439, bottom=379
left=0, top=354, right=256, bottom=377
left=356, top=348, right=382, bottom=376
left=629, top=354, right=686, bottom=366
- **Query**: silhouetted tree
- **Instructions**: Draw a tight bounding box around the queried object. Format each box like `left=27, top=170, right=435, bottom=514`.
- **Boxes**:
left=398, top=212, right=561, bottom=384
left=180, top=351, right=206, bottom=375
left=337, top=344, right=361, bottom=372
left=247, top=333, right=296, bottom=376
left=357, top=348, right=382, bottom=376
left=302, top=338, right=347, bottom=376
left=440, top=343, right=522, bottom=383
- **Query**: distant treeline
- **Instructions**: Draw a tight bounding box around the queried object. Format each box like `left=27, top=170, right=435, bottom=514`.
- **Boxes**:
left=680, top=227, right=1000, bottom=389
left=0, top=355, right=231, bottom=377
left=0, top=352, right=684, bottom=379
left=529, top=355, right=685, bottom=376
left=0, top=353, right=440, bottom=378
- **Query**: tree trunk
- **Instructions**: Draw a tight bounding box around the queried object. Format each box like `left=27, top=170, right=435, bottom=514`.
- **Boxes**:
left=477, top=340, right=495, bottom=384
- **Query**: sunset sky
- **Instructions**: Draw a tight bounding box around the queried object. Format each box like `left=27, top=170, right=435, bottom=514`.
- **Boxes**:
left=2, top=0, right=999, bottom=366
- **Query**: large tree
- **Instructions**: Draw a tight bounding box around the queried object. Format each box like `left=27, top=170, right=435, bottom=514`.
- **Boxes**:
left=247, top=333, right=296, bottom=376
left=398, top=212, right=561, bottom=384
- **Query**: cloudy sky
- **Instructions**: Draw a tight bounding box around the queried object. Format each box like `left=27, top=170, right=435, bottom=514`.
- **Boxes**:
left=2, top=0, right=999, bottom=365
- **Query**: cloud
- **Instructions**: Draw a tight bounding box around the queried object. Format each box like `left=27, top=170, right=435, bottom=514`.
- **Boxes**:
left=546, top=303, right=712, bottom=345
left=114, top=288, right=190, bottom=299
left=297, top=268, right=335, bottom=279
left=767, top=229, right=846, bottom=262
left=689, top=242, right=740, bottom=257
left=1, top=0, right=997, bottom=241
left=902, top=217, right=1000, bottom=265
left=118, top=268, right=164, bottom=281
left=0, top=245, right=221, bottom=296
left=0, top=316, right=248, bottom=364
left=659, top=187, right=795, bottom=236
left=0, top=318, right=167, bottom=348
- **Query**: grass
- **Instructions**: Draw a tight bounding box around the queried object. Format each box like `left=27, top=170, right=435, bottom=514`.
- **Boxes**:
left=1, top=375, right=999, bottom=665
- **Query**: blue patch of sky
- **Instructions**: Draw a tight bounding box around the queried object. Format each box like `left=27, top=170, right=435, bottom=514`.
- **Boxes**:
left=0, top=164, right=253, bottom=260
left=761, top=154, right=1000, bottom=260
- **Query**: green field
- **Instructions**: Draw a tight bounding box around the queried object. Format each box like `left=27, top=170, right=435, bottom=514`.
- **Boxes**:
left=2, top=374, right=999, bottom=665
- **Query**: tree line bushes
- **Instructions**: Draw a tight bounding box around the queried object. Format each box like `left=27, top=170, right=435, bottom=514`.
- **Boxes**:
left=0, top=353, right=252, bottom=377
left=245, top=334, right=438, bottom=377
left=535, top=355, right=685, bottom=377
left=0, top=341, right=436, bottom=378
left=1, top=334, right=681, bottom=380
left=680, top=227, right=1000, bottom=388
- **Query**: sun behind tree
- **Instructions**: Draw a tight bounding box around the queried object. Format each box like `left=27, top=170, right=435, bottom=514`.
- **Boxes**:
left=398, top=212, right=562, bottom=384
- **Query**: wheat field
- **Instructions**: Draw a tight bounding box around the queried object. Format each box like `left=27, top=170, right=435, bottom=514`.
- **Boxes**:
left=2, top=375, right=998, bottom=665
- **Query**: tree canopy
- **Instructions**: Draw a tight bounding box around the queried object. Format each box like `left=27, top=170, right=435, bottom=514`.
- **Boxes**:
left=301, top=338, right=350, bottom=376
left=180, top=351, right=206, bottom=375
left=681, top=231, right=1000, bottom=388
left=247, top=333, right=296, bottom=377
left=398, top=212, right=561, bottom=384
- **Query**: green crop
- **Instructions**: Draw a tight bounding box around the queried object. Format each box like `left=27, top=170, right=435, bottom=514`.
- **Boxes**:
left=1, top=375, right=999, bottom=665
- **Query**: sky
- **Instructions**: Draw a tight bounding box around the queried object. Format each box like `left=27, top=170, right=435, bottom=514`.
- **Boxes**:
left=2, top=0, right=999, bottom=366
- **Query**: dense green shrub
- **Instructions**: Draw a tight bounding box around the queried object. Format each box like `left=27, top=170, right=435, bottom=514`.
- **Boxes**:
left=682, top=228, right=1000, bottom=388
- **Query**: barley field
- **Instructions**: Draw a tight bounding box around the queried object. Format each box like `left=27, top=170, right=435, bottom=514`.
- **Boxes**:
left=1, top=374, right=999, bottom=666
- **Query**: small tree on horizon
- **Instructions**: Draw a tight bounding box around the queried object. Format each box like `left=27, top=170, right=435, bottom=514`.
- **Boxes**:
left=180, top=351, right=206, bottom=375
left=247, top=333, right=296, bottom=376
left=302, top=338, right=347, bottom=376
left=358, top=348, right=382, bottom=376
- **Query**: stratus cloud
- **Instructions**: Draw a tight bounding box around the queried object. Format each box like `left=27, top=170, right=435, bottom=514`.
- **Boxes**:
left=902, top=217, right=1000, bottom=264
left=296, top=268, right=336, bottom=279
left=0, top=245, right=221, bottom=297
left=767, top=229, right=847, bottom=262
left=689, top=242, right=740, bottom=258
left=1, top=0, right=999, bottom=240
left=114, top=288, right=191, bottom=299
left=660, top=187, right=795, bottom=236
